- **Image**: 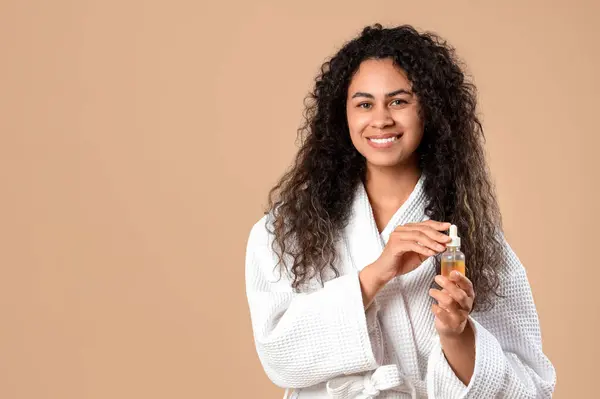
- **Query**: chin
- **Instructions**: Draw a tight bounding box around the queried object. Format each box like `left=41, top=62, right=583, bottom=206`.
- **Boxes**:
left=364, top=153, right=407, bottom=168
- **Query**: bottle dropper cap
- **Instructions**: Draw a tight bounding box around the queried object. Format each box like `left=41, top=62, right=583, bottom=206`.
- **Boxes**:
left=448, top=224, right=461, bottom=247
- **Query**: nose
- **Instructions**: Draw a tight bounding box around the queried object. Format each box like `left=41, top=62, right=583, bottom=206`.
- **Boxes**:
left=370, top=107, right=394, bottom=129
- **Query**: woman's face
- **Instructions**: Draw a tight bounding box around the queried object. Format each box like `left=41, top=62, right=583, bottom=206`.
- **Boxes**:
left=346, top=58, right=424, bottom=169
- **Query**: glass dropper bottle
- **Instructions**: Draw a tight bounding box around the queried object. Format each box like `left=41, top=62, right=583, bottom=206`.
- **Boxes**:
left=441, top=224, right=466, bottom=277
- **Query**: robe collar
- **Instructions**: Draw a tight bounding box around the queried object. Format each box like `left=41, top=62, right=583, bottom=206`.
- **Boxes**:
left=343, top=173, right=429, bottom=272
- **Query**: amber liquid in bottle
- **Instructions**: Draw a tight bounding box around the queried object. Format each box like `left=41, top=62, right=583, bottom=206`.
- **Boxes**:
left=441, top=255, right=466, bottom=277
left=441, top=225, right=466, bottom=277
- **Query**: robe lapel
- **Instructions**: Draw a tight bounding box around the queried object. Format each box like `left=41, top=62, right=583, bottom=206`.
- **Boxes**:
left=342, top=174, right=431, bottom=381
left=342, top=180, right=385, bottom=272
left=343, top=174, right=428, bottom=271
left=380, top=174, right=429, bottom=244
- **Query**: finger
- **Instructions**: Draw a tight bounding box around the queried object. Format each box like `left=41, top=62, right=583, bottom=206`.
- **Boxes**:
left=429, top=288, right=461, bottom=313
left=419, top=220, right=452, bottom=232
left=434, top=275, right=472, bottom=311
left=399, top=241, right=438, bottom=259
left=433, top=303, right=466, bottom=331
left=392, top=230, right=447, bottom=253
left=396, top=222, right=452, bottom=244
left=416, top=225, right=452, bottom=244
left=431, top=303, right=454, bottom=325
left=435, top=275, right=470, bottom=305
left=448, top=270, right=475, bottom=298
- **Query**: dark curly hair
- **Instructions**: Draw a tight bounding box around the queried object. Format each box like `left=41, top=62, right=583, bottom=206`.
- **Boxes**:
left=265, top=23, right=504, bottom=311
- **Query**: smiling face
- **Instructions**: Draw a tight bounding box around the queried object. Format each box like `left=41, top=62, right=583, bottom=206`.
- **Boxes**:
left=346, top=58, right=424, bottom=169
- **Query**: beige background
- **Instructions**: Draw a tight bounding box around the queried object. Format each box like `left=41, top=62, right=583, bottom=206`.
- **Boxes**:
left=1, top=0, right=598, bottom=398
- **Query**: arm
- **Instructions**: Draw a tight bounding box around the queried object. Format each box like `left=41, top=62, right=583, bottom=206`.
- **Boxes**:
left=359, top=263, right=387, bottom=309
left=427, top=235, right=557, bottom=398
left=245, top=216, right=385, bottom=389
left=439, top=323, right=475, bottom=385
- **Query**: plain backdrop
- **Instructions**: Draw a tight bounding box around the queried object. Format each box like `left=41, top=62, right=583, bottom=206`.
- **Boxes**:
left=1, top=0, right=599, bottom=397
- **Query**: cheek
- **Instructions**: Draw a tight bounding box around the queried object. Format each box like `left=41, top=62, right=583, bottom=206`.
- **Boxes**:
left=405, top=126, right=424, bottom=149
left=347, top=112, right=368, bottom=137
left=398, top=110, right=424, bottom=138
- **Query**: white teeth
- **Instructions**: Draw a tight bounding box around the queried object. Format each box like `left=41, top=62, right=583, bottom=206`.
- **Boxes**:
left=370, top=136, right=398, bottom=144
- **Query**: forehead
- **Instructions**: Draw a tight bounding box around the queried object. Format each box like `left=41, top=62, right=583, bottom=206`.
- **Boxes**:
left=348, top=58, right=411, bottom=91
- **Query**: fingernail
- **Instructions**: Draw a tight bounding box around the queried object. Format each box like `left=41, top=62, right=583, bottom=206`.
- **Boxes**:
left=452, top=270, right=461, bottom=277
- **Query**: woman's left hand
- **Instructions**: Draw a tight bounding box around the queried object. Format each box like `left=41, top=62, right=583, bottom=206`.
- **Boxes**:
left=429, top=271, right=475, bottom=337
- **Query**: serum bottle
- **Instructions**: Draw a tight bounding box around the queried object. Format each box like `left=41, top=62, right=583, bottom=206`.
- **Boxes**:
left=441, top=224, right=466, bottom=277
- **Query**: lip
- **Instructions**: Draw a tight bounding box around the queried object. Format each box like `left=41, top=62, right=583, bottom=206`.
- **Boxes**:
left=366, top=133, right=402, bottom=149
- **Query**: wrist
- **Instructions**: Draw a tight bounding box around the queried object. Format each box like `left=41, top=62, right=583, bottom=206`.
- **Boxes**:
left=359, top=264, right=387, bottom=309
left=361, top=262, right=388, bottom=290
left=440, top=319, right=474, bottom=344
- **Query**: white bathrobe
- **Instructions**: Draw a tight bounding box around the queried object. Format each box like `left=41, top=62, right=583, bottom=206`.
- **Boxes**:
left=244, top=175, right=556, bottom=398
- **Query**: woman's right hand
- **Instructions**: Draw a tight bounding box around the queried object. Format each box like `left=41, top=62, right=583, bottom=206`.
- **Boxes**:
left=359, top=220, right=451, bottom=309
left=371, top=220, right=452, bottom=285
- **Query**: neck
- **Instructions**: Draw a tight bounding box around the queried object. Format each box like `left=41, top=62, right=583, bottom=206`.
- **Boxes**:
left=363, top=157, right=421, bottom=210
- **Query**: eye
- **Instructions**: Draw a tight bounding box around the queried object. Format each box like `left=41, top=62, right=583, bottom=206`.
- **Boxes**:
left=358, top=102, right=372, bottom=109
left=390, top=99, right=408, bottom=106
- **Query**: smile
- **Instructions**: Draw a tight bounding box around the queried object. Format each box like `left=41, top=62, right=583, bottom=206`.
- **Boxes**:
left=368, top=136, right=399, bottom=144
left=366, top=134, right=402, bottom=149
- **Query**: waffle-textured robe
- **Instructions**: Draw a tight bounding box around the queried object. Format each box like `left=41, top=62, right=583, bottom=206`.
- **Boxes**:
left=244, top=175, right=556, bottom=398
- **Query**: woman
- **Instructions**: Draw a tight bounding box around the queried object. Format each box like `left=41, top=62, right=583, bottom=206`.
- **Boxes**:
left=244, top=24, right=556, bottom=398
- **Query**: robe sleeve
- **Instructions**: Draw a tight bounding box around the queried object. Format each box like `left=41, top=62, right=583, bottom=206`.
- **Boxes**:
left=426, top=234, right=557, bottom=398
left=244, top=215, right=385, bottom=388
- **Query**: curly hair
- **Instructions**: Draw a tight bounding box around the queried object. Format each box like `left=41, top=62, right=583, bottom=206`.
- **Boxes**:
left=265, top=23, right=504, bottom=311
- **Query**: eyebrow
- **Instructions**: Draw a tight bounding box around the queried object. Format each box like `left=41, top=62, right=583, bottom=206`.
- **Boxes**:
left=351, top=89, right=413, bottom=99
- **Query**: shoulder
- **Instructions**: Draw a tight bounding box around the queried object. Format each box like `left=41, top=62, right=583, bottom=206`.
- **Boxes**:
left=487, top=230, right=535, bottom=303
left=495, top=231, right=526, bottom=276
left=245, top=212, right=299, bottom=291
left=246, top=213, right=275, bottom=256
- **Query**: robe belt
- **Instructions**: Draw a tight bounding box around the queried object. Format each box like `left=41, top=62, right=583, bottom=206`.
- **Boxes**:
left=325, top=364, right=414, bottom=398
